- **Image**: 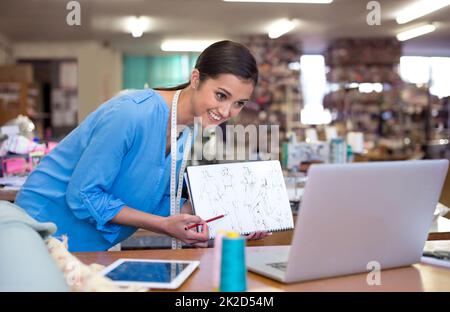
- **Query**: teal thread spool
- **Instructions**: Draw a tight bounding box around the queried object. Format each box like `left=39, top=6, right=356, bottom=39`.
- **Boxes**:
left=220, top=232, right=247, bottom=292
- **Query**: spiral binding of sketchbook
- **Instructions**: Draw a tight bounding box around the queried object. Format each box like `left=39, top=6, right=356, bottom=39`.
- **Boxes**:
left=185, top=160, right=294, bottom=239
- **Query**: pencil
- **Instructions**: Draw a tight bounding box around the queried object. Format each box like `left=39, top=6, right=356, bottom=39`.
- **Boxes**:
left=185, top=214, right=226, bottom=230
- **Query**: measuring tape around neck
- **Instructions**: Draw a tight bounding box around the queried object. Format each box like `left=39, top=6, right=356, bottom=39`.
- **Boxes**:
left=170, top=89, right=192, bottom=249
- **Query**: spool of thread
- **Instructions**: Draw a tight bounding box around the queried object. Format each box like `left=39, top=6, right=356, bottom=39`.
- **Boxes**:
left=346, top=131, right=364, bottom=154
left=220, top=232, right=247, bottom=292
left=212, top=231, right=226, bottom=291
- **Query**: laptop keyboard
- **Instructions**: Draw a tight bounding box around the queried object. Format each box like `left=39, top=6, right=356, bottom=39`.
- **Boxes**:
left=267, top=262, right=288, bottom=271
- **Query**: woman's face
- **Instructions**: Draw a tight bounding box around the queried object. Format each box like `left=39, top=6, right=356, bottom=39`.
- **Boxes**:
left=191, top=73, right=254, bottom=128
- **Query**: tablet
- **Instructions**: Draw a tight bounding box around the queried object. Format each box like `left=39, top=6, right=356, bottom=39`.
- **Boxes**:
left=100, top=259, right=200, bottom=289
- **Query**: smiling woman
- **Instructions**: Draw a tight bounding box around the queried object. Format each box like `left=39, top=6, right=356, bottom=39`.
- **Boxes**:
left=15, top=40, right=261, bottom=252
left=155, top=40, right=258, bottom=127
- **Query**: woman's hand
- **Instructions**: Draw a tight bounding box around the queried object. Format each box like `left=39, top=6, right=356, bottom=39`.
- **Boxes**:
left=177, top=202, right=268, bottom=244
left=244, top=231, right=270, bottom=240
left=162, top=214, right=210, bottom=247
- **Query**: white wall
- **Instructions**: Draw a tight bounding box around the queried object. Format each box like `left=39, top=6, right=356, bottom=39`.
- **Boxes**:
left=12, top=41, right=123, bottom=122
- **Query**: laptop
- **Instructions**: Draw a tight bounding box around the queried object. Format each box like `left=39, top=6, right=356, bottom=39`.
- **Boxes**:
left=247, top=160, right=449, bottom=283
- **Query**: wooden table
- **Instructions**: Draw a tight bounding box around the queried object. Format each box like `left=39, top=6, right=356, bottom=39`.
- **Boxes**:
left=429, top=216, right=450, bottom=241
left=75, top=240, right=450, bottom=292
left=122, top=215, right=450, bottom=250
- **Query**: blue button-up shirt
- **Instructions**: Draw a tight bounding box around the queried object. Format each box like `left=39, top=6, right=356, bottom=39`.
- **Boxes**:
left=16, top=89, right=193, bottom=252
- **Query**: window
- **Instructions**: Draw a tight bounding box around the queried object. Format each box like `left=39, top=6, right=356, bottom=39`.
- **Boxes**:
left=400, top=56, right=450, bottom=98
left=123, top=54, right=198, bottom=90
left=300, top=55, right=331, bottom=125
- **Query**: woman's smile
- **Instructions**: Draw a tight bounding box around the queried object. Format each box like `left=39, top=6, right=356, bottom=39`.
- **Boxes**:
left=207, top=109, right=223, bottom=122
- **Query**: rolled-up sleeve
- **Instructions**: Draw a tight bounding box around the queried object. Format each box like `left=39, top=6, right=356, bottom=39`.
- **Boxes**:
left=66, top=100, right=136, bottom=242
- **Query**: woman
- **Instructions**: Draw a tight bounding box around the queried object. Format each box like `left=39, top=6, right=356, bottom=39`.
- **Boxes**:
left=16, top=40, right=266, bottom=252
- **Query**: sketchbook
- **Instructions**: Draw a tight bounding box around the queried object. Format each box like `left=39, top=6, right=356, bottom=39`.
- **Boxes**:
left=185, top=160, right=294, bottom=239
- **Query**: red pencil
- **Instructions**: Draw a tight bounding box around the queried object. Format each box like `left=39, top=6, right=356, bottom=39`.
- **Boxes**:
left=185, top=214, right=226, bottom=230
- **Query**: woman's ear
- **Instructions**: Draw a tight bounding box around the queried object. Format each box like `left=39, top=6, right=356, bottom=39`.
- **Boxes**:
left=190, top=69, right=200, bottom=90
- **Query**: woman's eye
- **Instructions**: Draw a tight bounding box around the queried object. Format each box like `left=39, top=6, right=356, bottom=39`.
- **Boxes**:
left=235, top=101, right=246, bottom=108
left=216, top=92, right=227, bottom=101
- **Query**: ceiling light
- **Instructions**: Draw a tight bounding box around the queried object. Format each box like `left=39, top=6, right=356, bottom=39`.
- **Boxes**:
left=268, top=19, right=298, bottom=39
left=127, top=16, right=150, bottom=38
left=161, top=40, right=219, bottom=52
left=223, top=0, right=333, bottom=3
left=396, top=0, right=450, bottom=24
left=396, top=24, right=436, bottom=41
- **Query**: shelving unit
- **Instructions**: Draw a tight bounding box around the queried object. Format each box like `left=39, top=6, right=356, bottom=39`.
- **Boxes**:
left=232, top=35, right=303, bottom=151
left=421, top=91, right=449, bottom=159
left=323, top=38, right=421, bottom=159
left=17, top=60, right=79, bottom=140
left=0, top=64, right=43, bottom=137
left=0, top=82, right=39, bottom=127
left=0, top=82, right=28, bottom=126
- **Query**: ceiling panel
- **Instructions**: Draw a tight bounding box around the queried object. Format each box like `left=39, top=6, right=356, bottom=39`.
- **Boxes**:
left=0, top=0, right=449, bottom=55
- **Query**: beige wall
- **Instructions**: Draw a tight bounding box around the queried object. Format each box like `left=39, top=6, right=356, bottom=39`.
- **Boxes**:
left=12, top=41, right=123, bottom=122
left=0, top=33, right=12, bottom=65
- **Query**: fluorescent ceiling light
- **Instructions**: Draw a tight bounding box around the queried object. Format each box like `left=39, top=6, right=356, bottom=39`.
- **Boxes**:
left=396, top=24, right=436, bottom=41
left=161, top=40, right=219, bottom=52
left=223, top=0, right=333, bottom=3
left=126, top=16, right=151, bottom=38
left=396, top=0, right=450, bottom=24
left=268, top=19, right=298, bottom=39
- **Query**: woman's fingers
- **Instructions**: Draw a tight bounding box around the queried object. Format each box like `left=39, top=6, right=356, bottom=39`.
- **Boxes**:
left=185, top=221, right=210, bottom=247
left=253, top=231, right=263, bottom=240
left=181, top=214, right=204, bottom=231
left=257, top=231, right=267, bottom=240
left=245, top=232, right=257, bottom=240
left=199, top=220, right=209, bottom=237
left=177, top=214, right=271, bottom=244
left=185, top=221, right=209, bottom=242
left=183, top=214, right=202, bottom=225
left=245, top=231, right=269, bottom=240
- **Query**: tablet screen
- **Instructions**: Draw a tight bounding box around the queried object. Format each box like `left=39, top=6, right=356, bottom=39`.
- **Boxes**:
left=105, top=261, right=190, bottom=283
